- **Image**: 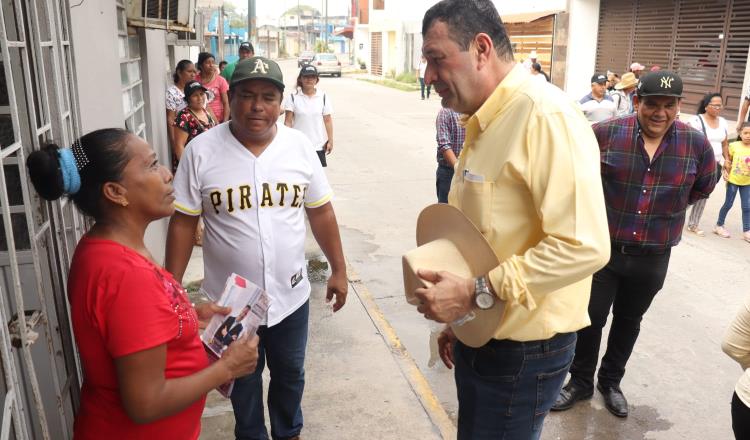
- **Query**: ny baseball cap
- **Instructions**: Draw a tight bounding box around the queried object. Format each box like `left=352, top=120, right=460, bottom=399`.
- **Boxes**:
left=636, top=70, right=683, bottom=98
left=239, top=41, right=254, bottom=53
left=231, top=56, right=285, bottom=91
left=591, top=73, right=607, bottom=84
left=300, top=65, right=318, bottom=76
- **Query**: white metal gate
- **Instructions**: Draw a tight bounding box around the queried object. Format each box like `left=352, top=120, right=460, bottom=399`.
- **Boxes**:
left=0, top=0, right=84, bottom=438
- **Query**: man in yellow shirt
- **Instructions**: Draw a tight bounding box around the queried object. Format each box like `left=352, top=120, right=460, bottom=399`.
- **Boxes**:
left=411, top=0, right=611, bottom=438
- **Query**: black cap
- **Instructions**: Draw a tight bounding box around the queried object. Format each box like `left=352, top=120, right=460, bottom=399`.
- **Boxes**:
left=184, top=80, right=208, bottom=101
left=637, top=70, right=683, bottom=98
left=239, top=41, right=254, bottom=53
left=300, top=65, right=318, bottom=76
left=591, top=73, right=607, bottom=84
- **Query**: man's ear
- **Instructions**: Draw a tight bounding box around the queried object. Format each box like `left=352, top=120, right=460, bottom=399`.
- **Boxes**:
left=472, top=33, right=494, bottom=69
left=102, top=181, right=129, bottom=207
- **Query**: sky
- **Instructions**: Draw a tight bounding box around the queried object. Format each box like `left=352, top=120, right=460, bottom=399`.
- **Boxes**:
left=226, top=0, right=351, bottom=18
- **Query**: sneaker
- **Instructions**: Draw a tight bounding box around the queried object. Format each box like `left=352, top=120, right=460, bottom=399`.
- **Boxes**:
left=713, top=225, right=731, bottom=238
left=686, top=225, right=705, bottom=236
left=744, top=231, right=750, bottom=243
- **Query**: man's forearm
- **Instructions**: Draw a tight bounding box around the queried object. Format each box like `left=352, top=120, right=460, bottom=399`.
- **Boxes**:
left=306, top=203, right=346, bottom=273
left=441, top=148, right=458, bottom=167
left=165, top=212, right=200, bottom=283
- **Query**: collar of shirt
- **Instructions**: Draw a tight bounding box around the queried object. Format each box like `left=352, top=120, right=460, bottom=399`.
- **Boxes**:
left=469, top=63, right=528, bottom=134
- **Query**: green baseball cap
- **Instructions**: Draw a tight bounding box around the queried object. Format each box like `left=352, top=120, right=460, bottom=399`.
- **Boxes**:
left=231, top=56, right=285, bottom=91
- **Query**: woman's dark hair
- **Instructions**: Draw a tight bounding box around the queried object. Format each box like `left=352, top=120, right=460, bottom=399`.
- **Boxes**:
left=422, top=0, right=513, bottom=62
left=531, top=62, right=542, bottom=73
left=26, top=128, right=132, bottom=219
left=697, top=92, right=722, bottom=115
left=196, top=52, right=215, bottom=72
left=172, top=59, right=194, bottom=84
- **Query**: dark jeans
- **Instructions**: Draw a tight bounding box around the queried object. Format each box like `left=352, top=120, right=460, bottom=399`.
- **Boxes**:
left=436, top=165, right=454, bottom=203
left=231, top=301, right=309, bottom=440
left=732, top=392, right=750, bottom=440
left=454, top=332, right=576, bottom=440
left=569, top=247, right=671, bottom=389
left=717, top=182, right=750, bottom=231
left=419, top=77, right=431, bottom=99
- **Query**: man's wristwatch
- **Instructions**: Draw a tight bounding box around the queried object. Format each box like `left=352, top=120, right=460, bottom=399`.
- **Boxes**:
left=474, top=275, right=495, bottom=310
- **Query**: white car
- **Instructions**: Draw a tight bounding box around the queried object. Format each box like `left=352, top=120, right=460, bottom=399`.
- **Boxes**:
left=313, top=53, right=342, bottom=77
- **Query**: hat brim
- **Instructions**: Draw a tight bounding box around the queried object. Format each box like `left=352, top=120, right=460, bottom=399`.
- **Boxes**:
left=637, top=91, right=683, bottom=98
left=403, top=204, right=505, bottom=348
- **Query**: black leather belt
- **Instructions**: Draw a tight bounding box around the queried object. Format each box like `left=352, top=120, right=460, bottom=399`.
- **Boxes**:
left=611, top=243, right=669, bottom=256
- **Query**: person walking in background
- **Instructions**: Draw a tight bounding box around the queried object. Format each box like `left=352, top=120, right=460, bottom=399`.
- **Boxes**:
left=553, top=71, right=717, bottom=418
left=196, top=52, right=230, bottom=123
left=25, top=128, right=258, bottom=439
left=686, top=93, right=728, bottom=236
left=284, top=65, right=334, bottom=167
left=629, top=62, right=645, bottom=78
left=531, top=62, right=549, bottom=84
left=417, top=55, right=431, bottom=100
left=434, top=107, right=465, bottom=203
left=580, top=73, right=617, bottom=123
left=166, top=60, right=197, bottom=153
left=714, top=122, right=750, bottom=241
left=414, top=0, right=610, bottom=437
left=611, top=72, right=637, bottom=117
left=722, top=293, right=750, bottom=440
left=173, top=81, right=217, bottom=171
left=738, top=84, right=750, bottom=136
left=220, top=41, right=255, bottom=83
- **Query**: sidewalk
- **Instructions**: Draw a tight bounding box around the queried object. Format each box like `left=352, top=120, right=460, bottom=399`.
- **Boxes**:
left=186, top=237, right=454, bottom=439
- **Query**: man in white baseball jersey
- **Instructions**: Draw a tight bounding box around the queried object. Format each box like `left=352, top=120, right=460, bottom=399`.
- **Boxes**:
left=165, top=56, right=347, bottom=440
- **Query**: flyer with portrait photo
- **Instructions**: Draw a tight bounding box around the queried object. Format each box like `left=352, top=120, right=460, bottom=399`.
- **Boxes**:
left=201, top=273, right=270, bottom=397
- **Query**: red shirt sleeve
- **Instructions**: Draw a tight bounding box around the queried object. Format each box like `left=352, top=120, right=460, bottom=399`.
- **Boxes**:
left=100, top=266, right=179, bottom=358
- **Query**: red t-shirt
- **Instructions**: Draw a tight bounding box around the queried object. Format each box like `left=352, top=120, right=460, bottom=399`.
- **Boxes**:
left=68, top=237, right=208, bottom=440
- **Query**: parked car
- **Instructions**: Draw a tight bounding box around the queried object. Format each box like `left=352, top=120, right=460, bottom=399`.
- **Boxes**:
left=297, top=51, right=315, bottom=67
left=313, top=53, right=342, bottom=77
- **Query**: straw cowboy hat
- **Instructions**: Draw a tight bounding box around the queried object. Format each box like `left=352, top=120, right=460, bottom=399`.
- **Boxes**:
left=402, top=204, right=505, bottom=348
left=615, top=72, right=638, bottom=90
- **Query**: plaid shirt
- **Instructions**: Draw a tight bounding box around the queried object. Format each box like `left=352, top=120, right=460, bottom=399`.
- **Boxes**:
left=594, top=114, right=717, bottom=248
left=436, top=107, right=465, bottom=166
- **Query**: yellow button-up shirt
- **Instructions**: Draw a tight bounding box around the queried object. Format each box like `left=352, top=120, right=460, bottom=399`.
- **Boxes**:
left=449, top=64, right=611, bottom=342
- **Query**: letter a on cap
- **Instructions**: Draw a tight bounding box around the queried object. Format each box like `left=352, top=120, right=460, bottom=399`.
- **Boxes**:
left=251, top=59, right=268, bottom=74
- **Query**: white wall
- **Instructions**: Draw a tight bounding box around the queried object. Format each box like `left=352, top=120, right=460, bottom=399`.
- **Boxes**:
left=70, top=0, right=124, bottom=131
left=563, top=0, right=600, bottom=99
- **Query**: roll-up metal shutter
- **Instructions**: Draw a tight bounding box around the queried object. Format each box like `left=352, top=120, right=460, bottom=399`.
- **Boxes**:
left=505, top=16, right=555, bottom=74
left=596, top=0, right=750, bottom=119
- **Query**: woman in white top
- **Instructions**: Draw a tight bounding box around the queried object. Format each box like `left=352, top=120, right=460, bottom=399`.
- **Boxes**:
left=530, top=62, right=549, bottom=85
left=166, top=60, right=197, bottom=151
left=722, top=294, right=750, bottom=439
left=417, top=55, right=431, bottom=100
left=283, top=65, right=334, bottom=167
left=686, top=92, right=728, bottom=236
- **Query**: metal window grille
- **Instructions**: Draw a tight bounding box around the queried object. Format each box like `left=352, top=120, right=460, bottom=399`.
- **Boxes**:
left=117, top=3, right=147, bottom=140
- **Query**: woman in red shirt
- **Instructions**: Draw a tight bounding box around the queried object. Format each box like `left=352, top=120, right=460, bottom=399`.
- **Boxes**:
left=25, top=128, right=258, bottom=439
left=196, top=52, right=230, bottom=122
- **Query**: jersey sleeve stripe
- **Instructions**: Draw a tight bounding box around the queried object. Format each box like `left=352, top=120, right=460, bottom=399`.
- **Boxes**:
left=304, top=192, right=333, bottom=208
left=174, top=202, right=202, bottom=215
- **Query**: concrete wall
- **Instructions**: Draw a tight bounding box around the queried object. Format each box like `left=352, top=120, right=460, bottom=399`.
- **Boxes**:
left=563, top=0, right=600, bottom=99
left=70, top=0, right=123, bottom=131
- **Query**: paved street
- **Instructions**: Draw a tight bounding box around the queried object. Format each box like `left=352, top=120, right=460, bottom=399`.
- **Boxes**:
left=274, top=58, right=750, bottom=439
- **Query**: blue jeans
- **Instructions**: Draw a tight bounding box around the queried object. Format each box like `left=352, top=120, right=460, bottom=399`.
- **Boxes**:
left=454, top=332, right=576, bottom=440
left=717, top=182, right=750, bottom=231
left=419, top=77, right=431, bottom=99
left=436, top=165, right=454, bottom=203
left=231, top=301, right=309, bottom=440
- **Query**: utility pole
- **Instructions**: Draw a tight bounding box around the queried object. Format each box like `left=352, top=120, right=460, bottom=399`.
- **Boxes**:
left=297, top=0, right=301, bottom=54
left=218, top=4, right=225, bottom=61
left=248, top=0, right=256, bottom=45
left=323, top=0, right=328, bottom=49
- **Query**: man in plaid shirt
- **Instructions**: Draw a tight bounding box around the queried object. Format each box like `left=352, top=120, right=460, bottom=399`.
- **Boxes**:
left=553, top=70, right=717, bottom=418
left=435, top=107, right=465, bottom=203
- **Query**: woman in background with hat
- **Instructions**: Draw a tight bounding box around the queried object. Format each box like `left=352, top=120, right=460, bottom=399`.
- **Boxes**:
left=196, top=52, right=230, bottom=123
left=283, top=65, right=335, bottom=167
left=611, top=72, right=638, bottom=117
left=174, top=80, right=217, bottom=172
left=25, top=129, right=258, bottom=439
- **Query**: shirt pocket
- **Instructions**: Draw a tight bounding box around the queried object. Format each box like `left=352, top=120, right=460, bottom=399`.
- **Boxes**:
left=459, top=179, right=493, bottom=234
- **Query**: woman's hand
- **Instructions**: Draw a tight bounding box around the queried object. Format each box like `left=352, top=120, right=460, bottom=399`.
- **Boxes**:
left=194, top=302, right=231, bottom=329
left=218, top=334, right=259, bottom=379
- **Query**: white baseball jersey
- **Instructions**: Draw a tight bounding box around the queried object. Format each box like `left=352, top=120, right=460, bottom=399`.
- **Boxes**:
left=173, top=122, right=333, bottom=326
left=282, top=89, right=333, bottom=151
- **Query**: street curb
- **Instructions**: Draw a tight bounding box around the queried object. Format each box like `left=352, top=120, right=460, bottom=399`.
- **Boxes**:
left=346, top=264, right=457, bottom=440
